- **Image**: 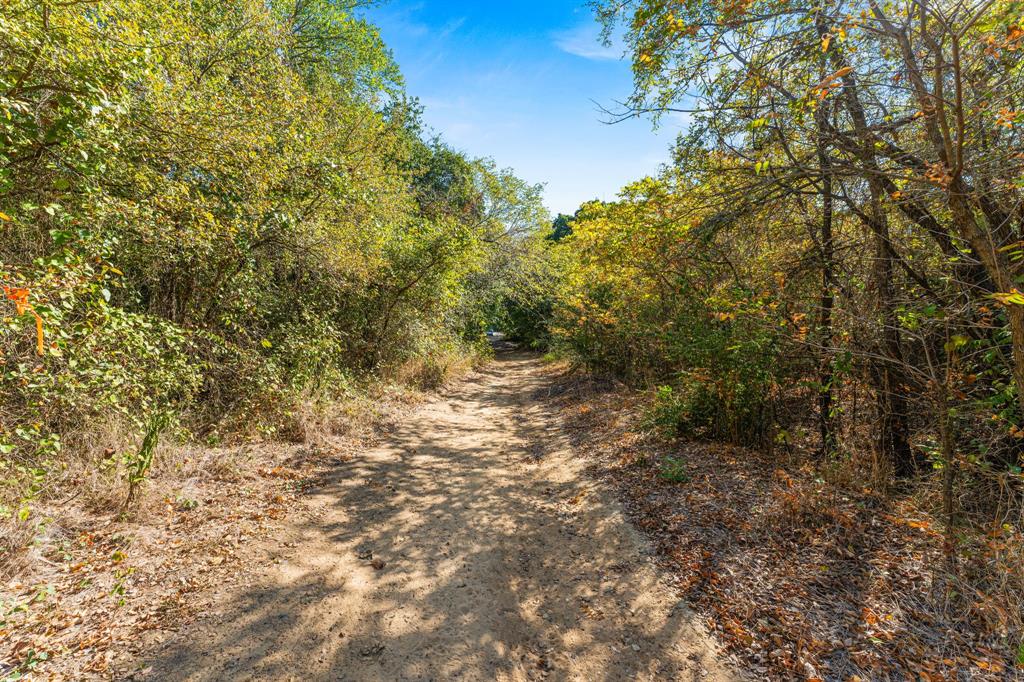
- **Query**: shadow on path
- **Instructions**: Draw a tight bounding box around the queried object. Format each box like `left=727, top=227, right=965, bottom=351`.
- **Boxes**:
left=140, top=352, right=737, bottom=682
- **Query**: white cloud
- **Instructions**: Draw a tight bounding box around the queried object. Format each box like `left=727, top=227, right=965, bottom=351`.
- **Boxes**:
left=369, top=4, right=464, bottom=42
left=438, top=17, right=466, bottom=40
left=553, top=23, right=622, bottom=61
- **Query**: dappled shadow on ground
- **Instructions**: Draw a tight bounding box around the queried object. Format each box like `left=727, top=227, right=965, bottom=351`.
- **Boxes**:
left=138, top=352, right=732, bottom=682
left=555, top=375, right=1015, bottom=681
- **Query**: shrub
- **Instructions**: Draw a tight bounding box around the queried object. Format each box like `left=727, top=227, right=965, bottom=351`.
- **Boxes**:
left=658, top=456, right=690, bottom=483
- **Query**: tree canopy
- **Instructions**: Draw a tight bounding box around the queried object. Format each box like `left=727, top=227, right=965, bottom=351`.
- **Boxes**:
left=1, top=0, right=547, bottom=513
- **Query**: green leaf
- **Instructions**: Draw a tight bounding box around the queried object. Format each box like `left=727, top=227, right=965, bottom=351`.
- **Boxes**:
left=944, top=335, right=970, bottom=353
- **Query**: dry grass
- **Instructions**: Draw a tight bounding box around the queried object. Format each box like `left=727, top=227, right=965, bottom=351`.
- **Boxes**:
left=393, top=340, right=493, bottom=392
left=0, top=361, right=469, bottom=678
left=0, top=517, right=35, bottom=583
left=0, top=361, right=457, bottom=585
left=283, top=380, right=422, bottom=448
left=1, top=418, right=140, bottom=584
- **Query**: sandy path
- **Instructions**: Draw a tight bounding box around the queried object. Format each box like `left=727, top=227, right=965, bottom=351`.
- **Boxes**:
left=143, top=352, right=737, bottom=681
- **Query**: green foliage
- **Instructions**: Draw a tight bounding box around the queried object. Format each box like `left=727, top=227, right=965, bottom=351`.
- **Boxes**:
left=647, top=386, right=686, bottom=438
left=549, top=180, right=785, bottom=448
left=643, top=314, right=779, bottom=449
left=495, top=294, right=554, bottom=349
left=667, top=310, right=781, bottom=448
left=548, top=213, right=575, bottom=242
left=0, top=0, right=549, bottom=516
left=658, top=456, right=690, bottom=484
left=122, top=413, right=170, bottom=511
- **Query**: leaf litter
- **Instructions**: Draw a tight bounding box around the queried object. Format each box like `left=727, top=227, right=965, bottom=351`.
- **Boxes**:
left=549, top=370, right=1020, bottom=681
left=0, top=388, right=422, bottom=680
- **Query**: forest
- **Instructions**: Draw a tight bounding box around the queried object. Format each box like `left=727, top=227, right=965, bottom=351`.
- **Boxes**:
left=2, top=0, right=1024, bottom=679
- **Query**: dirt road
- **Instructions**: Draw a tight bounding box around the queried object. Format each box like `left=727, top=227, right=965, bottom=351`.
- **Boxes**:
left=143, top=352, right=737, bottom=681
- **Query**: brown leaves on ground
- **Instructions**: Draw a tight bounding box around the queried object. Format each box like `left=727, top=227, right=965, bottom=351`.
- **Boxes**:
left=0, top=444, right=349, bottom=680
left=552, top=373, right=1020, bottom=681
left=1, top=385, right=422, bottom=680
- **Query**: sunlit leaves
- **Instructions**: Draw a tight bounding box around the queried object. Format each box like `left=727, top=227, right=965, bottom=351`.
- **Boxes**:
left=0, top=0, right=547, bottom=526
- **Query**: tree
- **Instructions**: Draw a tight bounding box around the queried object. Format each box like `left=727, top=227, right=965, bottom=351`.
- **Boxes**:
left=591, top=0, right=1023, bottom=475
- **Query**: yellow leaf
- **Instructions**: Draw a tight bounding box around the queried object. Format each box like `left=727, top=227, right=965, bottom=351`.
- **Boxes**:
left=0, top=211, right=10, bottom=221
left=821, top=34, right=832, bottom=51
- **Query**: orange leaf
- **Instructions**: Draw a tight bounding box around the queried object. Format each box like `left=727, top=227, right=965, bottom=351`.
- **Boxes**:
left=3, top=285, right=45, bottom=355
left=34, top=313, right=44, bottom=356
left=4, top=286, right=30, bottom=314
left=824, top=66, right=853, bottom=82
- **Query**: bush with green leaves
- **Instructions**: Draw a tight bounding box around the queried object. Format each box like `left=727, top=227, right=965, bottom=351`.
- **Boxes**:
left=551, top=184, right=786, bottom=448
left=1, top=0, right=550, bottom=519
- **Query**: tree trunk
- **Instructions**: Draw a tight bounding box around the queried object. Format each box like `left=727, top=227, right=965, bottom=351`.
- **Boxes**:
left=819, top=7, right=914, bottom=474
left=815, top=99, right=837, bottom=457
left=869, top=183, right=915, bottom=477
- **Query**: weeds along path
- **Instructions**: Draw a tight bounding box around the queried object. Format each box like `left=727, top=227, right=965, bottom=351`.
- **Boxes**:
left=140, top=351, right=737, bottom=681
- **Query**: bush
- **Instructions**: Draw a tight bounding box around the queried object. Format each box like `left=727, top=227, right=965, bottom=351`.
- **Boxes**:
left=647, top=385, right=687, bottom=438
left=0, top=0, right=549, bottom=534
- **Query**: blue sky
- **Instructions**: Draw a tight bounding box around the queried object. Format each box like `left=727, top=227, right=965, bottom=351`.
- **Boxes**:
left=360, top=1, right=685, bottom=216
